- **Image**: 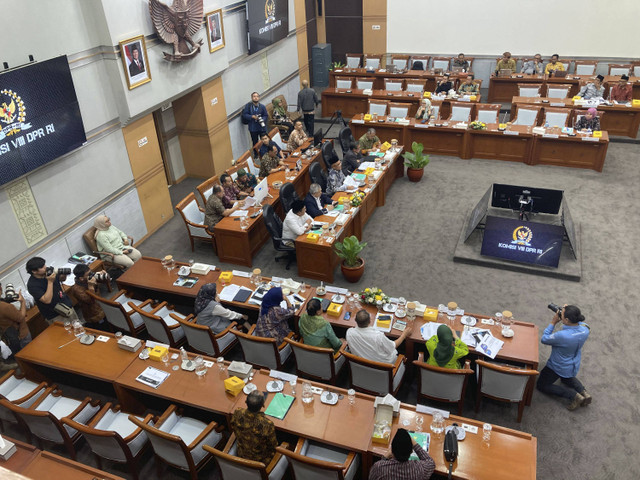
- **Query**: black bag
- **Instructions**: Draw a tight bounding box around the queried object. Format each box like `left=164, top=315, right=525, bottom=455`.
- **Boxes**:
left=241, top=103, right=250, bottom=124
left=444, top=429, right=458, bottom=479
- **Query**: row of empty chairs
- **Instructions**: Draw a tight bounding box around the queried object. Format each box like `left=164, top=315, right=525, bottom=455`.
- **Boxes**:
left=512, top=105, right=604, bottom=128
left=335, top=76, right=482, bottom=93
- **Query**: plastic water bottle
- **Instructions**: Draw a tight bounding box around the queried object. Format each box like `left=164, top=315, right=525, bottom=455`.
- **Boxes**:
left=544, top=120, right=549, bottom=129
left=180, top=347, right=188, bottom=363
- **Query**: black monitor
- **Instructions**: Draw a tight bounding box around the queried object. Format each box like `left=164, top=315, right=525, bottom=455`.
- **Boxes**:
left=491, top=184, right=563, bottom=215
left=481, top=216, right=565, bottom=268
left=246, top=0, right=289, bottom=55
left=313, top=129, right=323, bottom=147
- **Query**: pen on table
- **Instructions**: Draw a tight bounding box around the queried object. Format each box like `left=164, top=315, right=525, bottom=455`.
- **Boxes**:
left=58, top=337, right=80, bottom=349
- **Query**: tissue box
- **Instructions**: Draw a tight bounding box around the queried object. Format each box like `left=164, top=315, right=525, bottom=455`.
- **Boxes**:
left=327, top=303, right=343, bottom=317
left=593, top=131, right=602, bottom=138
left=149, top=345, right=169, bottom=362
left=0, top=437, right=17, bottom=460
left=306, top=232, right=320, bottom=243
left=219, top=271, right=233, bottom=283
left=117, top=336, right=142, bottom=353
left=572, top=95, right=582, bottom=101
left=228, top=361, right=253, bottom=380
left=371, top=404, right=394, bottom=444
left=423, top=308, right=438, bottom=321
left=190, top=263, right=210, bottom=275
left=423, top=91, right=431, bottom=98
left=364, top=114, right=372, bottom=121
left=633, top=99, right=640, bottom=107
left=469, top=95, right=477, bottom=101
left=224, top=376, right=245, bottom=396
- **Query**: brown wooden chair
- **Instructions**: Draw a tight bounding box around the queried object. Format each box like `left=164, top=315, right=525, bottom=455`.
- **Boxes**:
left=608, top=64, right=631, bottom=76
left=404, top=79, right=426, bottom=93
left=452, top=56, right=474, bottom=71
left=342, top=349, right=406, bottom=396
left=335, top=76, right=354, bottom=90
left=474, top=103, right=502, bottom=124
left=355, top=76, right=376, bottom=90
left=284, top=338, right=347, bottom=385
left=277, top=437, right=360, bottom=480
left=363, top=54, right=382, bottom=70
left=232, top=325, right=295, bottom=370
left=226, top=159, right=249, bottom=181
left=517, top=83, right=543, bottom=97
left=82, top=227, right=127, bottom=275
left=345, top=53, right=361, bottom=69
left=204, top=434, right=290, bottom=480
left=196, top=175, right=220, bottom=207
left=266, top=94, right=301, bottom=139
left=383, top=78, right=404, bottom=91
left=413, top=353, right=473, bottom=416
left=174, top=317, right=239, bottom=358
left=435, top=75, right=458, bottom=92
left=430, top=99, right=443, bottom=121
left=475, top=359, right=539, bottom=422
left=367, top=99, right=389, bottom=116
left=390, top=54, right=409, bottom=71
left=546, top=83, right=572, bottom=99
left=574, top=60, right=598, bottom=76
left=511, top=104, right=542, bottom=126
left=432, top=56, right=451, bottom=72
left=409, top=55, right=430, bottom=71
left=541, top=107, right=571, bottom=127
left=175, top=193, right=216, bottom=253
left=558, top=58, right=573, bottom=72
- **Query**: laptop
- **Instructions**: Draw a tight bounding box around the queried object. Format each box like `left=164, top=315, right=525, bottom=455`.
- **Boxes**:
left=451, top=66, right=464, bottom=73
left=553, top=70, right=569, bottom=78
left=498, top=69, right=513, bottom=77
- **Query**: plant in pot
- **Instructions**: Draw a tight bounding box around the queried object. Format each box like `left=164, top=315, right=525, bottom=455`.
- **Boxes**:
left=402, top=141, right=430, bottom=182
left=334, top=235, right=367, bottom=283
left=329, top=61, right=345, bottom=71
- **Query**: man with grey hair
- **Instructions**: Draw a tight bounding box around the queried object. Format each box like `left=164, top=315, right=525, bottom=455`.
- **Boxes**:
left=204, top=184, right=243, bottom=229
left=304, top=182, right=334, bottom=218
left=297, top=79, right=319, bottom=135
left=358, top=128, right=381, bottom=154
left=230, top=390, right=278, bottom=464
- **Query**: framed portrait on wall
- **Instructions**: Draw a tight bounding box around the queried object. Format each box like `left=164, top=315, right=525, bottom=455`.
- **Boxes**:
left=119, top=35, right=151, bottom=89
left=206, top=9, right=225, bottom=53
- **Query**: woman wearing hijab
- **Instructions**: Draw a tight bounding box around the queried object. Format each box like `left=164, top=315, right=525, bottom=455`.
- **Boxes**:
left=415, top=98, right=433, bottom=123
left=194, top=283, right=251, bottom=334
left=298, top=298, right=342, bottom=351
left=254, top=287, right=294, bottom=344
left=271, top=98, right=294, bottom=137
left=425, top=324, right=469, bottom=369
left=575, top=108, right=600, bottom=132
left=93, top=215, right=141, bottom=268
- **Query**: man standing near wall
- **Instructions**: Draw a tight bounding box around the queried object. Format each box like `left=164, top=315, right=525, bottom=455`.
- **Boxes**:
left=242, top=92, right=268, bottom=147
left=297, top=80, right=319, bottom=136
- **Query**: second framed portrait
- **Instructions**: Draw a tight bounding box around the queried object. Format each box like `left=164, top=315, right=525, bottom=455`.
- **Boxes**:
left=206, top=9, right=225, bottom=53
left=119, top=35, right=151, bottom=90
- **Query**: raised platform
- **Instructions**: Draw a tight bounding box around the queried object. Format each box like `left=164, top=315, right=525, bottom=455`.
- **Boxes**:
left=453, top=208, right=582, bottom=282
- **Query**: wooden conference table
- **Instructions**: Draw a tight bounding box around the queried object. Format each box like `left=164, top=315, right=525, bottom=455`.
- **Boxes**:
left=15, top=324, right=537, bottom=480
left=511, top=96, right=640, bottom=138
left=350, top=114, right=610, bottom=172
left=488, top=73, right=640, bottom=102
left=321, top=87, right=481, bottom=119
left=330, top=67, right=471, bottom=91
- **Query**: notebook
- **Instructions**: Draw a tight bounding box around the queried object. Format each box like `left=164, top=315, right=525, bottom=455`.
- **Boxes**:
left=264, top=393, right=295, bottom=420
left=233, top=288, right=252, bottom=303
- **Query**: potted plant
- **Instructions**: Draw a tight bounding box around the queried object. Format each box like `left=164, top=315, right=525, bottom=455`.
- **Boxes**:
left=402, top=141, right=430, bottom=182
left=334, top=235, right=367, bottom=283
left=329, top=61, right=345, bottom=71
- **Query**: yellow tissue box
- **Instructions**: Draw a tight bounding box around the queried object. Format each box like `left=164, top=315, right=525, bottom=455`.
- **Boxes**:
left=327, top=303, right=343, bottom=317
left=376, top=318, right=391, bottom=329
left=498, top=123, right=507, bottom=130
left=224, top=376, right=244, bottom=396
left=633, top=99, right=640, bottom=107
left=364, top=167, right=375, bottom=176
left=423, top=91, right=431, bottom=98
left=593, top=131, right=603, bottom=138
left=149, top=345, right=168, bottom=362
left=364, top=114, right=372, bottom=121
left=219, top=271, right=233, bottom=283
left=423, top=308, right=438, bottom=321
left=306, top=232, right=320, bottom=243
left=572, top=95, right=582, bottom=101
left=469, top=95, right=477, bottom=101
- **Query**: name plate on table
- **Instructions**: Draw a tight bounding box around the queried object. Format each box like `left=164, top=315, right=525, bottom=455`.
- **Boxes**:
left=352, top=119, right=365, bottom=124
left=414, top=123, right=430, bottom=128
left=582, top=136, right=600, bottom=142
left=550, top=102, right=566, bottom=107
left=503, top=130, right=520, bottom=135
left=543, top=133, right=559, bottom=138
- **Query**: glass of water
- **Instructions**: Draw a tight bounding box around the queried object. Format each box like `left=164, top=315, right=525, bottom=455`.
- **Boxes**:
left=217, top=357, right=225, bottom=372
left=194, top=356, right=206, bottom=377
left=289, top=379, right=297, bottom=395
left=483, top=423, right=492, bottom=443
left=347, top=388, right=356, bottom=405
left=64, top=320, right=72, bottom=334
left=415, top=415, right=425, bottom=432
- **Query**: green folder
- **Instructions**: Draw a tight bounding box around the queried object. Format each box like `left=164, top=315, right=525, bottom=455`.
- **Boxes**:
left=334, top=204, right=344, bottom=211
left=351, top=173, right=366, bottom=182
left=408, top=431, right=430, bottom=460
left=264, top=393, right=295, bottom=420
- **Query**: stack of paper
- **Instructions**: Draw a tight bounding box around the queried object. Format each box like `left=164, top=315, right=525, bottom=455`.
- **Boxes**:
left=420, top=322, right=443, bottom=340
left=136, top=367, right=170, bottom=389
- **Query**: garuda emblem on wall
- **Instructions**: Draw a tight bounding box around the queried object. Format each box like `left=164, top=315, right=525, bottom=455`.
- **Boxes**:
left=149, top=0, right=204, bottom=62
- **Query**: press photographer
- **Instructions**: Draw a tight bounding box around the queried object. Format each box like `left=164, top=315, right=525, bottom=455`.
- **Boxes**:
left=69, top=264, right=110, bottom=331
left=241, top=92, right=268, bottom=147
left=26, top=256, right=79, bottom=325
left=0, top=282, right=32, bottom=363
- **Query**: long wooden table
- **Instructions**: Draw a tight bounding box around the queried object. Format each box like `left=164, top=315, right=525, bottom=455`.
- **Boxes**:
left=488, top=73, right=640, bottom=102
left=321, top=87, right=481, bottom=119
left=511, top=96, right=640, bottom=138
left=350, top=115, right=610, bottom=172
left=329, top=67, right=471, bottom=91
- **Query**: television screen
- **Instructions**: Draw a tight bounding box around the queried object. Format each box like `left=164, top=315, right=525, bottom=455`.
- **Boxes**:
left=0, top=56, right=86, bottom=186
left=246, top=0, right=289, bottom=55
left=491, top=184, right=563, bottom=215
left=481, top=215, right=565, bottom=268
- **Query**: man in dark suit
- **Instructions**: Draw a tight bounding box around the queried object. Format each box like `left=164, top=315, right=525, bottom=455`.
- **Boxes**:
left=342, top=141, right=362, bottom=175
left=128, top=44, right=145, bottom=77
left=304, top=183, right=335, bottom=218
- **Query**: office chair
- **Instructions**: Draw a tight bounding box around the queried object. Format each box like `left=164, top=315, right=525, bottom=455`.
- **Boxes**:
left=321, top=141, right=340, bottom=170
left=262, top=204, right=296, bottom=270
left=338, top=127, right=355, bottom=155
left=279, top=182, right=299, bottom=214
left=309, top=162, right=327, bottom=192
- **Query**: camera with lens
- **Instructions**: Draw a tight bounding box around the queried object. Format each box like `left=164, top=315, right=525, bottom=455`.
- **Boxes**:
left=45, top=266, right=72, bottom=276
left=3, top=283, right=18, bottom=302
left=258, top=117, right=266, bottom=129
left=89, top=271, right=110, bottom=282
left=548, top=303, right=562, bottom=313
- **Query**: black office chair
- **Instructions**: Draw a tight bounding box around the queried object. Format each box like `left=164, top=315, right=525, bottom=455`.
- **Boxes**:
left=321, top=141, right=339, bottom=170
left=279, top=182, right=299, bottom=214
left=262, top=204, right=296, bottom=270
left=412, top=60, right=424, bottom=70
left=338, top=127, right=355, bottom=155
left=309, top=162, right=327, bottom=192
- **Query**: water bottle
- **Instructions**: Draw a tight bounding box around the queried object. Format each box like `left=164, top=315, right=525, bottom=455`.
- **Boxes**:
left=544, top=120, right=549, bottom=129
left=180, top=346, right=188, bottom=363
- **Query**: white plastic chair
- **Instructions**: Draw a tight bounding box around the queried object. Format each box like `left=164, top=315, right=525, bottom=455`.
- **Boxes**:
left=233, top=326, right=293, bottom=370
left=278, top=438, right=360, bottom=480
left=342, top=350, right=406, bottom=396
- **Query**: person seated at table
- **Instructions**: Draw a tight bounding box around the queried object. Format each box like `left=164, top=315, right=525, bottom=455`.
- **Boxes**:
left=254, top=287, right=295, bottom=344
left=578, top=75, right=605, bottom=100
left=342, top=141, right=363, bottom=175
left=545, top=54, right=565, bottom=75
left=610, top=75, right=632, bottom=103
left=495, top=51, right=516, bottom=74
left=234, top=168, right=258, bottom=194
left=575, top=108, right=601, bottom=132
left=94, top=215, right=141, bottom=269
left=0, top=282, right=32, bottom=358
left=425, top=324, right=469, bottom=369
left=435, top=74, right=453, bottom=95
left=194, top=283, right=251, bottom=333
left=230, top=390, right=278, bottom=465
left=415, top=98, right=433, bottom=123
left=69, top=264, right=109, bottom=331
left=299, top=298, right=343, bottom=352
left=368, top=428, right=436, bottom=480
left=326, top=157, right=349, bottom=196
left=254, top=133, right=284, bottom=160
left=304, top=183, right=334, bottom=218
left=220, top=173, right=248, bottom=209
left=259, top=144, right=286, bottom=178
left=346, top=310, right=413, bottom=364
left=358, top=128, right=381, bottom=154
left=271, top=98, right=294, bottom=138
left=204, top=185, right=244, bottom=230
left=287, top=119, right=308, bottom=151
left=457, top=75, right=479, bottom=95
left=282, top=200, right=313, bottom=241
left=521, top=54, right=543, bottom=75
left=452, top=53, right=469, bottom=71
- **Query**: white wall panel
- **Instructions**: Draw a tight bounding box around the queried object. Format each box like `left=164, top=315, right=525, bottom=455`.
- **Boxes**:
left=71, top=61, right=121, bottom=132
left=0, top=190, right=28, bottom=263
left=104, top=189, right=148, bottom=244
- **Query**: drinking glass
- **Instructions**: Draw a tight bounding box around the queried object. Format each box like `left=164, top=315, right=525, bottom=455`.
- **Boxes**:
left=161, top=352, right=169, bottom=367
left=299, top=282, right=307, bottom=294
left=285, top=166, right=290, bottom=179
left=64, top=320, right=72, bottom=335
left=415, top=415, right=424, bottom=432
left=194, top=356, right=206, bottom=377
left=483, top=423, right=492, bottom=443
left=240, top=216, right=249, bottom=230
left=302, top=382, right=314, bottom=404
left=376, top=300, right=383, bottom=313
left=217, top=357, right=225, bottom=372
left=430, top=413, right=443, bottom=434
left=289, top=379, right=297, bottom=395
left=447, top=301, right=458, bottom=322
left=494, top=312, right=503, bottom=330
left=188, top=259, right=195, bottom=268
left=347, top=389, right=356, bottom=405
left=115, top=331, right=123, bottom=341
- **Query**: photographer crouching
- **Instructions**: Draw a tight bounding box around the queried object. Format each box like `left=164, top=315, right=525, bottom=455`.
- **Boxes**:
left=26, top=257, right=79, bottom=325
left=537, top=303, right=591, bottom=410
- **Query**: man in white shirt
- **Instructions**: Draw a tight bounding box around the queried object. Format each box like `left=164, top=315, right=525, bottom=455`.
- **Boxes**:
left=282, top=200, right=312, bottom=241
left=346, top=310, right=413, bottom=364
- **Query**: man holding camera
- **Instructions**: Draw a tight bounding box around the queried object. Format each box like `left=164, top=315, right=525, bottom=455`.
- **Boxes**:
left=537, top=304, right=591, bottom=410
left=26, top=257, right=78, bottom=325
left=0, top=283, right=32, bottom=359
left=69, top=264, right=109, bottom=331
left=241, top=92, right=268, bottom=147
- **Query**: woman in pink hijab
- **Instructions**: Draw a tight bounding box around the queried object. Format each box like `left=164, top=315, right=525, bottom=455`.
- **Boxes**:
left=94, top=215, right=141, bottom=268
left=575, top=108, right=600, bottom=132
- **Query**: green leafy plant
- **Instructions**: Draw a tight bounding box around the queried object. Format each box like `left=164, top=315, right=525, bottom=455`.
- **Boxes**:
left=334, top=235, right=367, bottom=268
left=330, top=61, right=345, bottom=71
left=402, top=141, right=431, bottom=169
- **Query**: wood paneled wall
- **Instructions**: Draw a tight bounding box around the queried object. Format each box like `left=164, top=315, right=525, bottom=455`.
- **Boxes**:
left=295, top=0, right=310, bottom=84
left=363, top=0, right=386, bottom=58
